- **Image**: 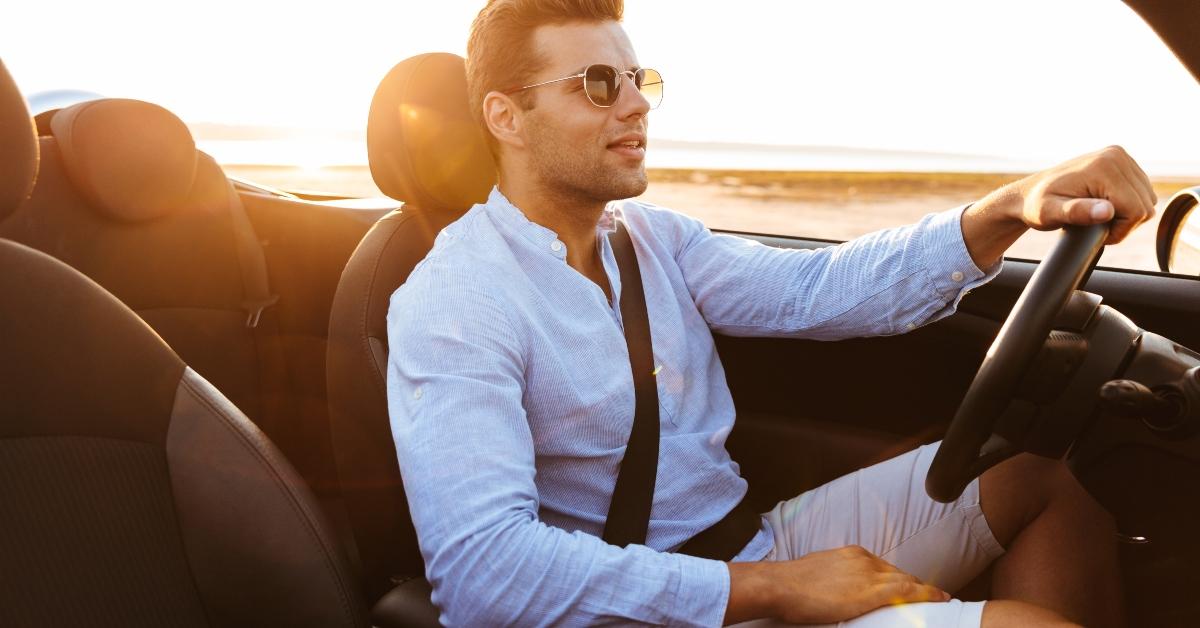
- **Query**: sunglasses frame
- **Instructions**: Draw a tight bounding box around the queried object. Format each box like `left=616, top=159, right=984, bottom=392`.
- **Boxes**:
left=501, top=64, right=663, bottom=109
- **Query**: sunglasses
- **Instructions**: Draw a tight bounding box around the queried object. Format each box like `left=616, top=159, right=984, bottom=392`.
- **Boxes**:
left=503, top=64, right=663, bottom=109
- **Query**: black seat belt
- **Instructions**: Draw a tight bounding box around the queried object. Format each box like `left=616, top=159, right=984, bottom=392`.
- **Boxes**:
left=225, top=181, right=279, bottom=328
left=223, top=180, right=290, bottom=435
left=602, top=220, right=760, bottom=561
left=601, top=219, right=660, bottom=548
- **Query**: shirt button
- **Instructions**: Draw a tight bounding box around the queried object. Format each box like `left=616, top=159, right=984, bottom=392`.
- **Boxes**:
left=906, top=323, right=916, bottom=331
left=550, top=241, right=563, bottom=252
left=951, top=271, right=965, bottom=282
left=413, top=387, right=423, bottom=400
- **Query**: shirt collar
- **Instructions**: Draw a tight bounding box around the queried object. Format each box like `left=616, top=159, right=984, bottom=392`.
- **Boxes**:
left=485, top=186, right=624, bottom=257
left=597, top=202, right=620, bottom=235
left=486, top=187, right=562, bottom=257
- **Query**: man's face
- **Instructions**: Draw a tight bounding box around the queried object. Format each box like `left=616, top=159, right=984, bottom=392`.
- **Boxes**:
left=518, top=20, right=651, bottom=204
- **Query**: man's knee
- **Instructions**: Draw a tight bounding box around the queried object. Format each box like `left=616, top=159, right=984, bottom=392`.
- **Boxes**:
left=979, top=454, right=1110, bottom=547
left=982, top=599, right=1081, bottom=627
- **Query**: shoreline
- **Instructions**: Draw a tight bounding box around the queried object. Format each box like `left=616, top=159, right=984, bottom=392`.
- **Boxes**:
left=223, top=164, right=1198, bottom=272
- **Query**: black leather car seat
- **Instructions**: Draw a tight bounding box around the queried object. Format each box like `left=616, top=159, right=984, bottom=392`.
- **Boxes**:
left=0, top=59, right=368, bottom=628
left=0, top=97, right=321, bottom=489
left=326, top=53, right=495, bottom=622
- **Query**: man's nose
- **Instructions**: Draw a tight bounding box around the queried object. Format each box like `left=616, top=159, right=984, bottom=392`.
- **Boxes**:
left=614, top=73, right=650, bottom=119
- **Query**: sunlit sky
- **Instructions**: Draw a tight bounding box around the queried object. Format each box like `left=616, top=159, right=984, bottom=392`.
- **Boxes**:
left=3, top=0, right=1198, bottom=174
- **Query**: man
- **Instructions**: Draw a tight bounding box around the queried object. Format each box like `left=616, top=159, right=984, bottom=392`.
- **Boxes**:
left=386, top=1, right=1157, bottom=625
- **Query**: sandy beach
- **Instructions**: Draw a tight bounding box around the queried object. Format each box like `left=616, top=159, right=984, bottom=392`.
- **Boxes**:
left=225, top=165, right=1197, bottom=273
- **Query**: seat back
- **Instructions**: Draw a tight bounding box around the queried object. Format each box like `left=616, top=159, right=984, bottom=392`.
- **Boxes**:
left=0, top=62, right=367, bottom=628
left=326, top=52, right=495, bottom=601
left=0, top=239, right=370, bottom=628
left=0, top=98, right=317, bottom=487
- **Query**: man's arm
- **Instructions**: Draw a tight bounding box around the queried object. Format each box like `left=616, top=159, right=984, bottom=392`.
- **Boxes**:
left=386, top=266, right=728, bottom=626
left=646, top=200, right=994, bottom=340
left=640, top=147, right=1153, bottom=342
left=958, top=145, right=1157, bottom=269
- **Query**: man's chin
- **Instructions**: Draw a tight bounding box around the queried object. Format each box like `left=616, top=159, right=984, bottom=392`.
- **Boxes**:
left=599, top=174, right=648, bottom=202
left=608, top=164, right=649, bottom=199
left=622, top=177, right=649, bottom=200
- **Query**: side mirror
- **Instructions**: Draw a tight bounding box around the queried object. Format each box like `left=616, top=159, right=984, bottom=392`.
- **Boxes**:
left=1156, top=186, right=1200, bottom=275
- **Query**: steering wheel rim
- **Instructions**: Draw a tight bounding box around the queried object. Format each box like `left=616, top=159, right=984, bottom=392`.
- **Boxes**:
left=925, top=223, right=1110, bottom=503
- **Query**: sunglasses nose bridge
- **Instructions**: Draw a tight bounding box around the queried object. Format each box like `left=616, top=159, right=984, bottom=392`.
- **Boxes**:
left=611, top=72, right=652, bottom=113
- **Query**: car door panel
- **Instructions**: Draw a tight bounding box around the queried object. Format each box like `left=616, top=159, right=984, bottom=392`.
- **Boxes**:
left=718, top=233, right=1200, bottom=508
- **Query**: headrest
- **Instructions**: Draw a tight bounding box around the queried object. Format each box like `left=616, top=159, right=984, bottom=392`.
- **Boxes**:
left=0, top=60, right=39, bottom=222
left=51, top=98, right=199, bottom=223
left=34, top=108, right=59, bottom=136
left=367, top=53, right=496, bottom=212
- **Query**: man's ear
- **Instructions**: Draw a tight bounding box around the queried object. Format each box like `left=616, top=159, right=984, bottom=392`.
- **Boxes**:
left=482, top=91, right=526, bottom=151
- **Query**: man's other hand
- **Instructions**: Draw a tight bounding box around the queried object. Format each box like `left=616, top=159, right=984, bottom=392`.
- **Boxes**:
left=1006, top=145, right=1157, bottom=245
left=724, top=545, right=950, bottom=625
left=961, top=145, right=1157, bottom=269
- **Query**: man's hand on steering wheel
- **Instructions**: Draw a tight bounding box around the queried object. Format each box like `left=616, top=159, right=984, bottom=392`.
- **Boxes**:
left=927, top=146, right=1160, bottom=504
left=961, top=146, right=1158, bottom=270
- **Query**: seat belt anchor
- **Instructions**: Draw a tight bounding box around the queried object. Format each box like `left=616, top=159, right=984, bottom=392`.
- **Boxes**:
left=244, top=295, right=280, bottom=328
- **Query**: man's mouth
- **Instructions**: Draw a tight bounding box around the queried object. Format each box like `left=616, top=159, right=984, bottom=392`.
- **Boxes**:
left=607, top=135, right=646, bottom=159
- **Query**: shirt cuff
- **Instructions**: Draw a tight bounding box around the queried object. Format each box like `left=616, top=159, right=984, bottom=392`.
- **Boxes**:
left=672, top=554, right=730, bottom=627
left=921, top=204, right=1002, bottom=306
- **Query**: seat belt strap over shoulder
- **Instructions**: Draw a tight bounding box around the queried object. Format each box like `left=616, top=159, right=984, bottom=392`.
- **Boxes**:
left=601, top=219, right=660, bottom=549
left=602, top=218, right=761, bottom=562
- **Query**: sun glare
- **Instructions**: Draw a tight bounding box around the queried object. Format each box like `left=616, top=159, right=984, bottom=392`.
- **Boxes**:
left=3, top=0, right=1196, bottom=175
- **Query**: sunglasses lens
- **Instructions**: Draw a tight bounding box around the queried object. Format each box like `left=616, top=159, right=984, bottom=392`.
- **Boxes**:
left=637, top=68, right=663, bottom=109
left=584, top=64, right=619, bottom=106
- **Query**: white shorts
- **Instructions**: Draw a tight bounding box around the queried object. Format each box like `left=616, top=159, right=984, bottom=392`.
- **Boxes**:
left=734, top=441, right=1005, bottom=628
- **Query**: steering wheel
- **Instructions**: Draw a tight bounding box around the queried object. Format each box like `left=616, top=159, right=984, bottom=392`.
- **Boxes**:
left=925, top=223, right=1110, bottom=503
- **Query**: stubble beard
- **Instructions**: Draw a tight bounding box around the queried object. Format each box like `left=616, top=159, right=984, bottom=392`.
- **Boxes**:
left=526, top=121, right=648, bottom=206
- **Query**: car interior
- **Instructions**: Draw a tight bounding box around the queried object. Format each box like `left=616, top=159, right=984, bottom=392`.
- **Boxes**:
left=2, top=2, right=1200, bottom=626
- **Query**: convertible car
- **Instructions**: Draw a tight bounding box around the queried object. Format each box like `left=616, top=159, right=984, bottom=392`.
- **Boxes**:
left=2, top=1, right=1199, bottom=626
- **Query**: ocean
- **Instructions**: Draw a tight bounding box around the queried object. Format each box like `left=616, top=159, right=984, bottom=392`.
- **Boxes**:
left=196, top=138, right=1198, bottom=177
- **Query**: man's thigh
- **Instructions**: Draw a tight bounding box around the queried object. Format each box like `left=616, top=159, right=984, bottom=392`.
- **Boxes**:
left=762, top=440, right=1004, bottom=591
left=733, top=442, right=1005, bottom=628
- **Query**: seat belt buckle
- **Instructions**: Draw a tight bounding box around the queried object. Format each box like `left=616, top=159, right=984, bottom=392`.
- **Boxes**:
left=244, top=295, right=280, bottom=328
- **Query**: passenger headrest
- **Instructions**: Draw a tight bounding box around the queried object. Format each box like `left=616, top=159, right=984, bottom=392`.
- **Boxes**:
left=0, top=60, right=39, bottom=222
left=367, top=53, right=496, bottom=212
left=51, top=98, right=199, bottom=223
left=34, top=108, right=60, bottom=136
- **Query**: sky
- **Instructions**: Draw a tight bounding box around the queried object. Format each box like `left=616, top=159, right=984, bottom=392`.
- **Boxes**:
left=3, top=0, right=1198, bottom=174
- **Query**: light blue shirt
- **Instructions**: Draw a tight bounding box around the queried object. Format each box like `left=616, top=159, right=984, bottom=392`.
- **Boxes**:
left=386, top=187, right=996, bottom=626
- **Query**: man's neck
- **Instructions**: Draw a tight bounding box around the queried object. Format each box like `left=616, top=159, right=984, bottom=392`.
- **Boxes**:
left=497, top=178, right=608, bottom=273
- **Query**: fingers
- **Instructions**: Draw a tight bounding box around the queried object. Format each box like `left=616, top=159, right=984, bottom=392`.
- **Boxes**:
left=844, top=546, right=952, bottom=605
left=1096, top=147, right=1156, bottom=244
left=1045, top=147, right=1156, bottom=245
left=873, top=575, right=952, bottom=606
left=772, top=546, right=954, bottom=625
left=1113, top=146, right=1158, bottom=210
left=1055, top=196, right=1142, bottom=246
left=1057, top=197, right=1113, bottom=226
